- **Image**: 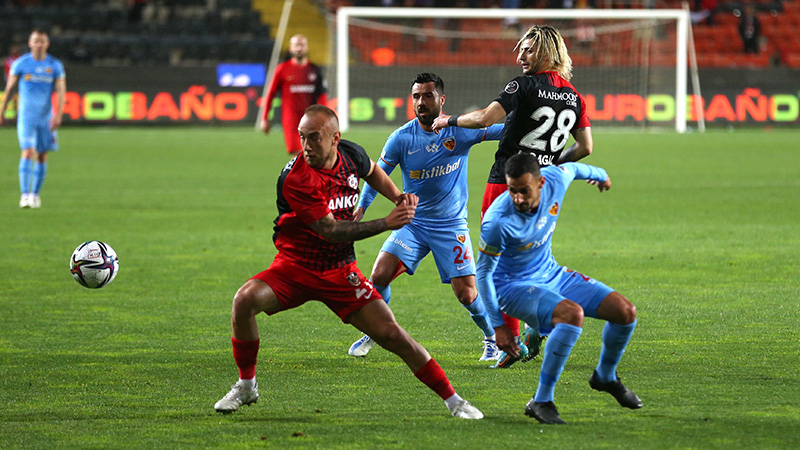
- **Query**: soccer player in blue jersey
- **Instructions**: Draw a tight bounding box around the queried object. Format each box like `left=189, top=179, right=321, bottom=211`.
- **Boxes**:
left=0, top=29, right=66, bottom=209
left=347, top=73, right=505, bottom=361
left=477, top=153, right=642, bottom=424
left=433, top=25, right=594, bottom=368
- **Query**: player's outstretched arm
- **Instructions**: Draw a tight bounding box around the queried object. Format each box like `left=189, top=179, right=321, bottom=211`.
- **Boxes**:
left=431, top=101, right=507, bottom=133
left=308, top=200, right=415, bottom=243
left=557, top=127, right=593, bottom=164
left=363, top=160, right=405, bottom=205
left=50, top=77, right=66, bottom=131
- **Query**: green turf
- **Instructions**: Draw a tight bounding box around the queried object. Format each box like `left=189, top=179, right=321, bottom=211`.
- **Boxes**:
left=1, top=126, right=798, bottom=449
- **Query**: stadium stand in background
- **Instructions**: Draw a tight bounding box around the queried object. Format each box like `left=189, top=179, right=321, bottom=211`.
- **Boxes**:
left=0, top=0, right=274, bottom=66
left=2, top=0, right=798, bottom=68
left=323, top=0, right=800, bottom=69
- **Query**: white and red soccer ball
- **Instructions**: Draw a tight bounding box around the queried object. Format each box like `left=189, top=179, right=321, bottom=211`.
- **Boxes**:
left=70, top=241, right=119, bottom=289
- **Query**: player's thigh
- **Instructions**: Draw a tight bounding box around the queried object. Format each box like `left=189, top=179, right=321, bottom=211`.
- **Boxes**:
left=370, top=250, right=407, bottom=285
left=428, top=223, right=475, bottom=283
left=234, top=278, right=282, bottom=315
left=36, top=123, right=56, bottom=153
left=17, top=120, right=37, bottom=152
left=497, top=282, right=565, bottom=335
left=378, top=223, right=430, bottom=276
left=556, top=268, right=614, bottom=319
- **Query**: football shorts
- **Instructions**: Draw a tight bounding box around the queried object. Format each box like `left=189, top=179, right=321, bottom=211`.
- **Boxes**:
left=379, top=220, right=475, bottom=283
left=252, top=254, right=379, bottom=323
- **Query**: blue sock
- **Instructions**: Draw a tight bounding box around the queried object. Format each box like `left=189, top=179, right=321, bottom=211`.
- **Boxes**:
left=462, top=292, right=494, bottom=338
left=32, top=162, right=47, bottom=194
left=19, top=158, right=33, bottom=194
left=372, top=282, right=390, bottom=306
left=534, top=323, right=582, bottom=403
left=595, top=319, right=637, bottom=383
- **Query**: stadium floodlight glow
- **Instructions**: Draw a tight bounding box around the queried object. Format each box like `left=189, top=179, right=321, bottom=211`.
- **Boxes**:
left=336, top=7, right=693, bottom=133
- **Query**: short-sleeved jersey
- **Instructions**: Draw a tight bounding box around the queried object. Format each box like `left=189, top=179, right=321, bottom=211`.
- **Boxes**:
left=10, top=53, right=65, bottom=122
left=357, top=119, right=503, bottom=223
left=273, top=139, right=372, bottom=272
left=478, top=163, right=607, bottom=282
left=487, top=71, right=590, bottom=183
left=263, top=59, right=328, bottom=121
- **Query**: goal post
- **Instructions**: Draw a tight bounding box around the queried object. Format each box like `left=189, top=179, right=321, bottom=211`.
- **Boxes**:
left=335, top=7, right=694, bottom=133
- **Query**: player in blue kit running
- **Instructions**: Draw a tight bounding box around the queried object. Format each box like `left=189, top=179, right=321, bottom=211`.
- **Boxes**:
left=0, top=29, right=66, bottom=209
left=477, top=153, right=642, bottom=424
left=347, top=73, right=504, bottom=361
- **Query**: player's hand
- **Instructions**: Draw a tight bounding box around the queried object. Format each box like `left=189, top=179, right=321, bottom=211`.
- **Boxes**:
left=385, top=199, right=416, bottom=229
left=396, top=193, right=418, bottom=208
left=431, top=115, right=450, bottom=134
left=260, top=121, right=270, bottom=134
left=587, top=176, right=612, bottom=192
left=494, top=325, right=519, bottom=358
left=49, top=115, right=62, bottom=131
left=352, top=207, right=365, bottom=222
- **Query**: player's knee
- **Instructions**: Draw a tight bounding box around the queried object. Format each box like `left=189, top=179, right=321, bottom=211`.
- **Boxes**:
left=619, top=301, right=637, bottom=325
left=232, top=285, right=258, bottom=317
left=554, top=299, right=584, bottom=327
left=454, top=285, right=477, bottom=306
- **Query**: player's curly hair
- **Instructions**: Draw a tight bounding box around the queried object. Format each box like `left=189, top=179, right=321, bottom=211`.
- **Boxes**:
left=514, top=25, right=573, bottom=81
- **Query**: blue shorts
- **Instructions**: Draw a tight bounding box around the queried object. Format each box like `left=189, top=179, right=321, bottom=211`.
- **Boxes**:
left=18, top=118, right=58, bottom=153
left=496, top=267, right=614, bottom=334
left=380, top=220, right=474, bottom=283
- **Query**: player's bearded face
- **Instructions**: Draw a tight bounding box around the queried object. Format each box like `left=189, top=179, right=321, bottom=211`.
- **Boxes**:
left=507, top=173, right=544, bottom=213
left=411, top=82, right=442, bottom=127
left=290, top=37, right=308, bottom=59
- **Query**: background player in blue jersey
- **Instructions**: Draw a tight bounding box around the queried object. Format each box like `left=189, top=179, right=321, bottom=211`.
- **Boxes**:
left=433, top=25, right=594, bottom=365
left=347, top=73, right=504, bottom=361
left=477, top=153, right=642, bottom=424
left=0, top=29, right=66, bottom=209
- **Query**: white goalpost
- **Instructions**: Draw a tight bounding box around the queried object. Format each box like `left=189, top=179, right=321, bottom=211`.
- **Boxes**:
left=335, top=7, right=696, bottom=133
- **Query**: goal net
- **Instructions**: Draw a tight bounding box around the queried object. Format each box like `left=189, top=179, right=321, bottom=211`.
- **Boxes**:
left=333, top=7, right=696, bottom=132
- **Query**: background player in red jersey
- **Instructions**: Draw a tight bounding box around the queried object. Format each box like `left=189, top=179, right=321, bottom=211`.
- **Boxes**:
left=261, top=34, right=328, bottom=157
left=215, top=105, right=483, bottom=420
left=432, top=25, right=594, bottom=367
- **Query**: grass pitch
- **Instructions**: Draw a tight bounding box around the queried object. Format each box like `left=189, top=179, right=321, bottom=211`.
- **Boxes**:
left=1, top=126, right=798, bottom=449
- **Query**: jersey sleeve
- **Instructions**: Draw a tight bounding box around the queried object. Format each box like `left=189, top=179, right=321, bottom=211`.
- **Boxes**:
left=10, top=58, right=22, bottom=77
left=494, top=76, right=527, bottom=115
left=576, top=92, right=590, bottom=128
left=283, top=172, right=330, bottom=224
left=476, top=217, right=507, bottom=328
left=554, top=162, right=608, bottom=185
left=54, top=59, right=65, bottom=80
left=263, top=63, right=284, bottom=121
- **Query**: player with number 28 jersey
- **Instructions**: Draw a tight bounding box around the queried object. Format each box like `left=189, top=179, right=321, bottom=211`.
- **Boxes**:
left=489, top=72, right=589, bottom=183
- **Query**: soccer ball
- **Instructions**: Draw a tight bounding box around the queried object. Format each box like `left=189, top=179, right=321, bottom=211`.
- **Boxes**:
left=70, top=241, right=119, bottom=289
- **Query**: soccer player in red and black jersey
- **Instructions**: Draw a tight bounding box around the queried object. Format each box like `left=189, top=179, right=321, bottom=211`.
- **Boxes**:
left=432, top=25, right=593, bottom=366
left=261, top=34, right=328, bottom=157
left=215, top=105, right=483, bottom=420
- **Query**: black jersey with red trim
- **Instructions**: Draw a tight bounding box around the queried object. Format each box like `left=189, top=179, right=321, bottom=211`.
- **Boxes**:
left=487, top=71, right=590, bottom=184
left=273, top=139, right=372, bottom=272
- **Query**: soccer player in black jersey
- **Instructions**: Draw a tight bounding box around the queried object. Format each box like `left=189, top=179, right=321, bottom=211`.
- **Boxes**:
left=432, top=25, right=594, bottom=367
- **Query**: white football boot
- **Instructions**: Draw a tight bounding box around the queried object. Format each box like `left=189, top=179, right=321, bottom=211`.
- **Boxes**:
left=214, top=381, right=259, bottom=413
left=19, top=194, right=31, bottom=208
left=30, top=194, right=41, bottom=208
left=449, top=400, right=484, bottom=419
left=479, top=338, right=500, bottom=361
left=348, top=334, right=375, bottom=357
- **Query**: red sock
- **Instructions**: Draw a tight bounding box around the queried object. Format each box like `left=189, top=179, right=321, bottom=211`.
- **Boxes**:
left=413, top=358, right=455, bottom=400
left=231, top=337, right=260, bottom=380
left=503, top=313, right=521, bottom=338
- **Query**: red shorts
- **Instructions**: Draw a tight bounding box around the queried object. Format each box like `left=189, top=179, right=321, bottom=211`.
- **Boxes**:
left=251, top=254, right=379, bottom=322
left=481, top=182, right=508, bottom=221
